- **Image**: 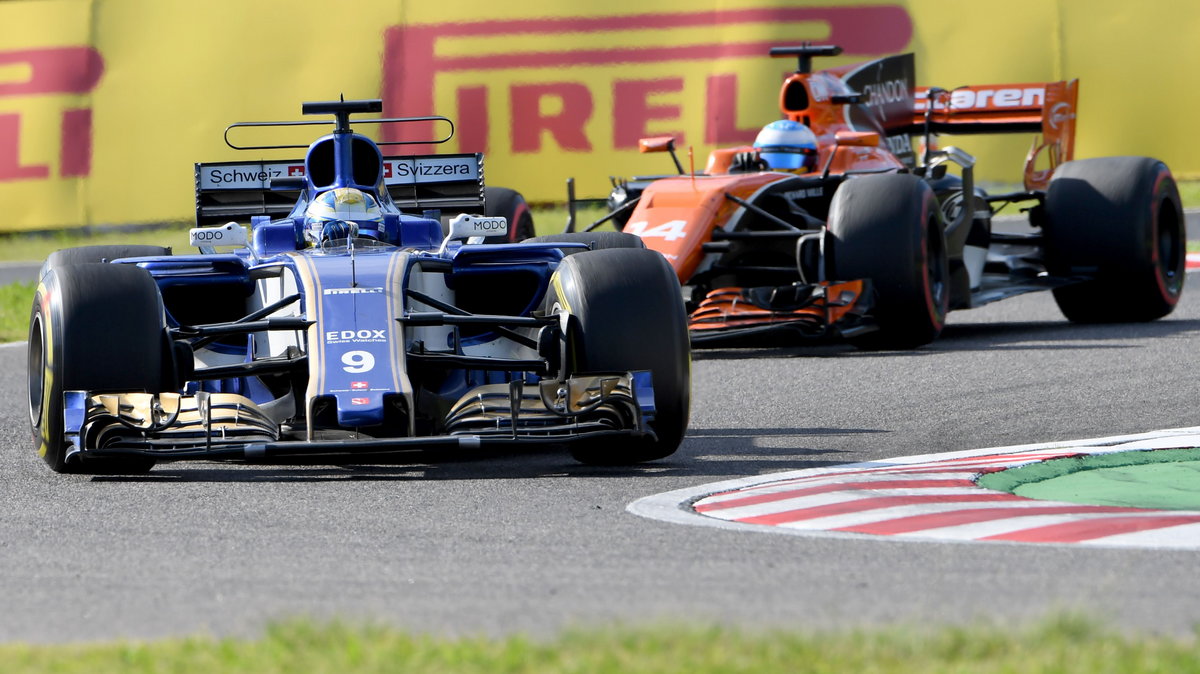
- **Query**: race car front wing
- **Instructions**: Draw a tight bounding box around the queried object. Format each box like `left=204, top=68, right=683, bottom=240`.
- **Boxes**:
left=59, top=371, right=657, bottom=463
left=687, top=278, right=875, bottom=347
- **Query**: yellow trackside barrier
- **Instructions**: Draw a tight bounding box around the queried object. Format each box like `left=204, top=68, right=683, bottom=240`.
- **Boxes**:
left=1, top=0, right=1197, bottom=231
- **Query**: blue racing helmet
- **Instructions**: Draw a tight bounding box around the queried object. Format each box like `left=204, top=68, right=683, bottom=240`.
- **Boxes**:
left=303, top=187, right=384, bottom=247
left=753, top=120, right=818, bottom=172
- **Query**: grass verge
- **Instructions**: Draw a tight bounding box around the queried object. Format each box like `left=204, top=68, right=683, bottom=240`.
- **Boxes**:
left=0, top=281, right=34, bottom=342
left=1, top=617, right=1198, bottom=674
left=1179, top=180, right=1200, bottom=208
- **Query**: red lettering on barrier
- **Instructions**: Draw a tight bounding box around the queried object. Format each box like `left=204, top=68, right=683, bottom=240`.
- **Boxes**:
left=0, top=46, right=104, bottom=182
left=381, top=6, right=912, bottom=153
left=705, top=73, right=761, bottom=145
left=59, top=108, right=92, bottom=177
left=0, top=47, right=103, bottom=97
left=0, top=114, right=50, bottom=180
left=455, top=85, right=489, bottom=153
left=511, top=83, right=593, bottom=152
left=613, top=78, right=685, bottom=149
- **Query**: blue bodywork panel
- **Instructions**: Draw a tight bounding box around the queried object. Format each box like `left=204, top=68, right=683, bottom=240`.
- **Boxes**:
left=292, top=247, right=408, bottom=428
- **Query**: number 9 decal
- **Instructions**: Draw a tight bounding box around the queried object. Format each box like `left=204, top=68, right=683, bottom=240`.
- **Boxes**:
left=341, top=350, right=375, bottom=373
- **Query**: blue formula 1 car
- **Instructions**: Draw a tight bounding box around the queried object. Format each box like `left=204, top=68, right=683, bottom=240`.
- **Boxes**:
left=28, top=99, right=690, bottom=474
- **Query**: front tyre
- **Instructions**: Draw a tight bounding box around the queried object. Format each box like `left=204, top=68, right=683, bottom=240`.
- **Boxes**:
left=29, top=264, right=173, bottom=473
left=40, top=244, right=171, bottom=279
left=546, top=248, right=690, bottom=465
left=524, top=231, right=645, bottom=255
left=827, top=173, right=949, bottom=349
left=1042, top=156, right=1185, bottom=322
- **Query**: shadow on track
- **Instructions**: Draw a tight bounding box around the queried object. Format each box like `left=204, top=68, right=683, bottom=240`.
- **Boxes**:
left=693, top=317, right=1200, bottom=360
left=936, top=317, right=1200, bottom=350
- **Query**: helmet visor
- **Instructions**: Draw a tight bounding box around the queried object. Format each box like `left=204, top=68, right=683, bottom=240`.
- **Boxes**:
left=308, top=218, right=360, bottom=244
left=759, top=147, right=817, bottom=171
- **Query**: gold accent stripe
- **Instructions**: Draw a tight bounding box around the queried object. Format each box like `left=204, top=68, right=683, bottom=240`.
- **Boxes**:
left=287, top=253, right=325, bottom=400
left=36, top=281, right=52, bottom=458
left=550, top=271, right=572, bottom=314
left=385, top=252, right=403, bottom=394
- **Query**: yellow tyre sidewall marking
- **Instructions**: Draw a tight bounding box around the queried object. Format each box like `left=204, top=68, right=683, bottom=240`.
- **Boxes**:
left=35, top=281, right=54, bottom=459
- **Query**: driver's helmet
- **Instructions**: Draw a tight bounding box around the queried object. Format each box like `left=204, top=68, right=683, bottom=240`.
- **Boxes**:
left=753, top=120, right=819, bottom=172
left=303, top=187, right=383, bottom=246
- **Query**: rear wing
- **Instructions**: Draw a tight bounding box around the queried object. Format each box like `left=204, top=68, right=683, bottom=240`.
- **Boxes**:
left=194, top=153, right=484, bottom=227
left=914, top=80, right=1078, bottom=190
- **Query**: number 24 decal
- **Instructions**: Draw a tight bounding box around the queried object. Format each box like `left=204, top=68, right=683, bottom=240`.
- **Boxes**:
left=341, top=350, right=375, bottom=373
left=624, top=219, right=688, bottom=241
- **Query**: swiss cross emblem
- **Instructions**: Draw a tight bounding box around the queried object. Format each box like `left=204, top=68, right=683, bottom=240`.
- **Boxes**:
left=288, top=165, right=305, bottom=176
left=351, top=381, right=368, bottom=390
left=351, top=397, right=370, bottom=405
left=382, top=162, right=392, bottom=179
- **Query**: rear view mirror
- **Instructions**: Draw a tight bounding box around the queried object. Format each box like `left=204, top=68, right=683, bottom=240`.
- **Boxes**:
left=638, top=136, right=676, bottom=153
left=440, top=213, right=508, bottom=252
left=190, top=222, right=249, bottom=253
left=638, top=136, right=686, bottom=175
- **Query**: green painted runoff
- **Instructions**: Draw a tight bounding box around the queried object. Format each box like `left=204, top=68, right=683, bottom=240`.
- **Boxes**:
left=978, top=449, right=1200, bottom=510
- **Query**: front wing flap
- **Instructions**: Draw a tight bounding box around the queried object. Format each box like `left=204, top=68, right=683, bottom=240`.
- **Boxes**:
left=688, top=279, right=874, bottom=347
left=61, top=372, right=657, bottom=463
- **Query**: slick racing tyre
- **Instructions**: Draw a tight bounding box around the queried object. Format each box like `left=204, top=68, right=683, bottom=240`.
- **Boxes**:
left=1042, top=156, right=1185, bottom=322
left=29, top=263, right=174, bottom=474
left=545, top=247, right=690, bottom=465
left=827, top=173, right=949, bottom=349
left=524, top=231, right=645, bottom=255
left=40, top=244, right=171, bottom=279
left=483, top=186, right=536, bottom=243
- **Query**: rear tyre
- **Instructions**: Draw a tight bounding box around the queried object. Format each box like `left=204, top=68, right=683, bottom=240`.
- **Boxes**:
left=1042, top=156, right=1185, bottom=322
left=827, top=173, right=949, bottom=349
left=545, top=248, right=690, bottom=465
left=29, top=264, right=172, bottom=473
left=483, top=186, right=536, bottom=243
left=525, top=231, right=645, bottom=255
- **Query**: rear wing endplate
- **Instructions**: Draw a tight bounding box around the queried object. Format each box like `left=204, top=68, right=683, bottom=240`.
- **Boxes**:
left=914, top=80, right=1078, bottom=191
left=194, top=153, right=484, bottom=227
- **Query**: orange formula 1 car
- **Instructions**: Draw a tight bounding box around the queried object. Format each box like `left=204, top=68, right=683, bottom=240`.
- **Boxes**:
left=568, top=45, right=1185, bottom=348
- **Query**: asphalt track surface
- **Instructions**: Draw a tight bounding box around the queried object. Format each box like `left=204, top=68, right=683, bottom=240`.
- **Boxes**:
left=2, top=266, right=1200, bottom=644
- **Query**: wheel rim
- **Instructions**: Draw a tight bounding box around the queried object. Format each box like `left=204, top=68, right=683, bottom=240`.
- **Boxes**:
left=27, top=313, right=44, bottom=427
left=924, top=215, right=948, bottom=325
left=1156, top=196, right=1184, bottom=296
